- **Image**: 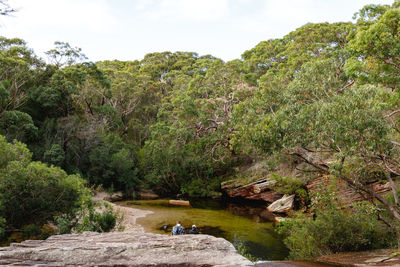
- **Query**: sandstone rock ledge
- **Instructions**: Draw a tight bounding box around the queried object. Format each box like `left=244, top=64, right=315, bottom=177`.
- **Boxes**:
left=0, top=231, right=253, bottom=267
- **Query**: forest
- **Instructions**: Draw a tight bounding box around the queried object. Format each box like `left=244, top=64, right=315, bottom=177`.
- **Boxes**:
left=1, top=0, right=400, bottom=259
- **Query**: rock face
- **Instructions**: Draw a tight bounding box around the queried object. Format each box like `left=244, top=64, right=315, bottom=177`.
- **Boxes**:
left=315, top=249, right=400, bottom=266
left=0, top=231, right=253, bottom=267
left=267, top=195, right=295, bottom=213
left=221, top=178, right=283, bottom=203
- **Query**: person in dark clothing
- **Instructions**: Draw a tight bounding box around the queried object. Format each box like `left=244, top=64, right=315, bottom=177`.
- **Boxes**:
left=189, top=225, right=199, bottom=234
left=172, top=221, right=185, bottom=235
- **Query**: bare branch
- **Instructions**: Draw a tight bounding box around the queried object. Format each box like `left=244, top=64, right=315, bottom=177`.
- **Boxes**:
left=391, top=141, right=400, bottom=147
left=385, top=110, right=400, bottom=118
left=0, top=0, right=16, bottom=16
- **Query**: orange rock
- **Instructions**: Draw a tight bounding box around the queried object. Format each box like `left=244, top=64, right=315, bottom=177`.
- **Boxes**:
left=168, top=199, right=191, bottom=206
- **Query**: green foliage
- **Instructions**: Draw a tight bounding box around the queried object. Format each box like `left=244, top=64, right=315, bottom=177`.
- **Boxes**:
left=0, top=134, right=31, bottom=169
left=55, top=201, right=123, bottom=234
left=45, top=41, right=87, bottom=67
left=346, top=2, right=400, bottom=89
left=270, top=174, right=308, bottom=204
left=0, top=217, right=5, bottom=239
left=0, top=110, right=38, bottom=143
left=0, top=37, right=44, bottom=112
left=87, top=133, right=138, bottom=194
left=234, top=239, right=259, bottom=263
left=181, top=178, right=223, bottom=198
left=1, top=2, right=400, bottom=246
left=140, top=58, right=252, bottom=196
left=43, top=144, right=65, bottom=166
left=0, top=160, right=88, bottom=228
left=277, top=202, right=395, bottom=259
left=0, top=83, right=9, bottom=111
left=0, top=135, right=90, bottom=231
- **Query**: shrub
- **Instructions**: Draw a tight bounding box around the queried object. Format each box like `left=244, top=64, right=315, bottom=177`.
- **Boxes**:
left=0, top=161, right=89, bottom=228
left=270, top=173, right=308, bottom=207
left=0, top=135, right=92, bottom=234
left=55, top=201, right=123, bottom=234
left=276, top=202, right=395, bottom=259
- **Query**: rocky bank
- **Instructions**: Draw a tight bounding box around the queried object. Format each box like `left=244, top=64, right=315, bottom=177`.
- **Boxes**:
left=221, top=178, right=283, bottom=203
left=0, top=231, right=253, bottom=266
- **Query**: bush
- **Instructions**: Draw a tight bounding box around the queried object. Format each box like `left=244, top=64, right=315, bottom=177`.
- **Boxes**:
left=0, top=161, right=89, bottom=228
left=276, top=202, right=395, bottom=259
left=234, top=239, right=259, bottom=263
left=0, top=135, right=91, bottom=231
left=55, top=201, right=123, bottom=234
left=270, top=173, right=308, bottom=207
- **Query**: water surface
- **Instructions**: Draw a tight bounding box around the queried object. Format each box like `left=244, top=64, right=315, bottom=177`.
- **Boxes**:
left=118, top=199, right=289, bottom=261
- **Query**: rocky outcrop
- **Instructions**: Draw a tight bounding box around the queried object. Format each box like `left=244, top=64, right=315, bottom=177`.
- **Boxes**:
left=221, top=178, right=283, bottom=203
left=267, top=195, right=295, bottom=213
left=0, top=231, right=253, bottom=266
left=315, top=249, right=400, bottom=266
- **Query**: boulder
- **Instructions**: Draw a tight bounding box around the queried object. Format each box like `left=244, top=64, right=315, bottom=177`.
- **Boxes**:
left=267, top=195, right=295, bottom=213
left=221, top=178, right=283, bottom=203
left=0, top=232, right=253, bottom=266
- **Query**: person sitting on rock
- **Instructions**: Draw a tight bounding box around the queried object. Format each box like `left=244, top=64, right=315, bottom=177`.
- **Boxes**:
left=189, top=225, right=199, bottom=234
left=171, top=221, right=185, bottom=235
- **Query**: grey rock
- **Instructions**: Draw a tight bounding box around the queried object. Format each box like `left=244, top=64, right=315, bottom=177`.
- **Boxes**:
left=267, top=195, right=295, bottom=213
left=0, top=231, right=253, bottom=266
left=253, top=180, right=277, bottom=194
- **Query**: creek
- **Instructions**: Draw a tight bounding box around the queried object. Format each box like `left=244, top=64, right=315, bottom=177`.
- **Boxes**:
left=117, top=199, right=289, bottom=261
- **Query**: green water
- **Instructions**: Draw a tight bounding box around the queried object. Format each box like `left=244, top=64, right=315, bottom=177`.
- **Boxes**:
left=119, top=199, right=289, bottom=261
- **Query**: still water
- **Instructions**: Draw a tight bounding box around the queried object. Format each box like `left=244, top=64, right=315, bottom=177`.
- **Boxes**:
left=118, top=199, right=289, bottom=261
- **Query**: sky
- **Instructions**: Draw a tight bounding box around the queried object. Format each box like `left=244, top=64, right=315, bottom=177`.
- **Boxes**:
left=0, top=0, right=395, bottom=62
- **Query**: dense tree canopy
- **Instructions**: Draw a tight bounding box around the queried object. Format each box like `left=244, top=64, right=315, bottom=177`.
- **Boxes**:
left=2, top=0, right=400, bottom=255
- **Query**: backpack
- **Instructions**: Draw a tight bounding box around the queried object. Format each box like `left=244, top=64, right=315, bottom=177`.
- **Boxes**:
left=177, top=226, right=185, bottom=235
left=172, top=225, right=185, bottom=235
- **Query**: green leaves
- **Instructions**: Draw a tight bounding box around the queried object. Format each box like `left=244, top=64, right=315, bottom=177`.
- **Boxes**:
left=45, top=41, right=88, bottom=68
left=278, top=203, right=394, bottom=259
left=0, top=135, right=89, bottom=228
left=346, top=7, right=400, bottom=88
left=0, top=110, right=38, bottom=143
left=140, top=57, right=252, bottom=196
left=87, top=133, right=138, bottom=194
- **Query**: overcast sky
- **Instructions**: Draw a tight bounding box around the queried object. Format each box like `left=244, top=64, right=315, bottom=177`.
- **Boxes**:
left=0, top=0, right=395, bottom=62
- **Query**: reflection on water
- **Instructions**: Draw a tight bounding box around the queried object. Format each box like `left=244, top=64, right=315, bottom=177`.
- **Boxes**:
left=118, top=199, right=289, bottom=260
